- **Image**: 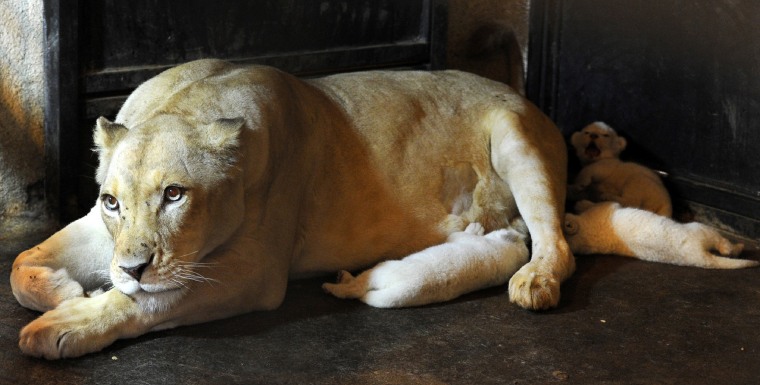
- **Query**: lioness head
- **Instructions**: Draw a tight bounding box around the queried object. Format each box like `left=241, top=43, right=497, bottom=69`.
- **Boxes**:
left=93, top=114, right=246, bottom=306
left=570, top=122, right=627, bottom=164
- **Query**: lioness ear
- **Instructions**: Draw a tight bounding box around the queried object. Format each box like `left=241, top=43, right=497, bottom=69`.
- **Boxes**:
left=202, top=118, right=245, bottom=170
left=93, top=117, right=129, bottom=150
left=93, top=117, right=129, bottom=185
left=205, top=118, right=245, bottom=150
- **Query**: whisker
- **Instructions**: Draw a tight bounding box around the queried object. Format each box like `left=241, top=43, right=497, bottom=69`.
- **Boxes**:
left=174, top=250, right=200, bottom=259
left=170, top=265, right=219, bottom=288
left=176, top=260, right=219, bottom=268
left=169, top=277, right=192, bottom=292
left=174, top=269, right=219, bottom=284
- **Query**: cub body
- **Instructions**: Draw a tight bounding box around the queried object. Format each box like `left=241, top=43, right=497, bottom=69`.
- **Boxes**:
left=322, top=223, right=529, bottom=308
left=564, top=202, right=757, bottom=269
left=568, top=122, right=672, bottom=217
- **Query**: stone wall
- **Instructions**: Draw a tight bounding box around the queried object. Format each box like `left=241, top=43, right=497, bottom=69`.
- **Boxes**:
left=0, top=1, right=53, bottom=238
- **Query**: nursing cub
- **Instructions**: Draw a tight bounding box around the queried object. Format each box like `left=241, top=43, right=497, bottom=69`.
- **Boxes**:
left=323, top=222, right=529, bottom=308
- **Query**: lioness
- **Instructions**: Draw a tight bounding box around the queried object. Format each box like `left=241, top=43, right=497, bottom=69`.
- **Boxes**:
left=11, top=59, right=573, bottom=359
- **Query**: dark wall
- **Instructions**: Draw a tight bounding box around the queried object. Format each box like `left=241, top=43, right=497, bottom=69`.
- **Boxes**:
left=44, top=0, right=447, bottom=222
left=528, top=0, right=760, bottom=239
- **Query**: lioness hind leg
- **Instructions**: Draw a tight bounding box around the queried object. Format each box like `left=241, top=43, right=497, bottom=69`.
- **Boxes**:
left=489, top=111, right=574, bottom=310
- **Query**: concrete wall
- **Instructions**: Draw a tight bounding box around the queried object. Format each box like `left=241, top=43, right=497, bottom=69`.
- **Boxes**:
left=0, top=1, right=52, bottom=237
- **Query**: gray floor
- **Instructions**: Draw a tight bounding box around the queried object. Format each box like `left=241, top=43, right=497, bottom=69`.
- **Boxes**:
left=1, top=226, right=759, bottom=385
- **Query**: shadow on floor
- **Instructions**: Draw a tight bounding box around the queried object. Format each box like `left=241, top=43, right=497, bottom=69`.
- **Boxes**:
left=1, top=228, right=759, bottom=385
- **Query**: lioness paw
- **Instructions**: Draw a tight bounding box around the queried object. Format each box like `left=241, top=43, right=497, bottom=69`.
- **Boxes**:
left=508, top=263, right=560, bottom=310
left=20, top=297, right=111, bottom=359
left=18, top=291, right=140, bottom=360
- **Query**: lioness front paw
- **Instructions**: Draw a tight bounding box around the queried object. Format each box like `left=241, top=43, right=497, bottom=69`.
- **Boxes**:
left=508, top=263, right=560, bottom=310
left=19, top=297, right=118, bottom=359
left=19, top=290, right=140, bottom=359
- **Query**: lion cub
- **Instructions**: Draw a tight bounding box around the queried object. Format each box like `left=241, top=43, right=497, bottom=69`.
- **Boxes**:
left=564, top=202, right=758, bottom=269
left=568, top=122, right=672, bottom=217
left=322, top=223, right=528, bottom=308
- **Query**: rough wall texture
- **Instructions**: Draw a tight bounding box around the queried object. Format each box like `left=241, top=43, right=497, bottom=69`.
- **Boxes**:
left=0, top=1, right=52, bottom=236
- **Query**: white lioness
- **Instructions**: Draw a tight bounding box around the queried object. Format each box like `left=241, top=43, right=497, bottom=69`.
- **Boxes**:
left=568, top=122, right=672, bottom=217
left=322, top=222, right=529, bottom=308
left=564, top=202, right=758, bottom=269
left=11, top=59, right=573, bottom=359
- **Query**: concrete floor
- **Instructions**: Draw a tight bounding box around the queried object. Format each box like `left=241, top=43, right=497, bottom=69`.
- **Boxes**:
left=1, top=227, right=759, bottom=385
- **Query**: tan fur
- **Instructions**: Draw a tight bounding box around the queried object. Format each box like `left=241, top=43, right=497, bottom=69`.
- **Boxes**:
left=11, top=59, right=572, bottom=359
left=564, top=202, right=758, bottom=269
left=322, top=222, right=529, bottom=308
left=569, top=122, right=672, bottom=217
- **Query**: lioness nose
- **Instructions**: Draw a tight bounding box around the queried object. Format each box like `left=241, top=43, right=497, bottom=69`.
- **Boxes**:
left=120, top=262, right=148, bottom=281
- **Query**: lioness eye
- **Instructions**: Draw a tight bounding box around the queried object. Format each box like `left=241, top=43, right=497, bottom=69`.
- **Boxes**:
left=164, top=186, right=183, bottom=202
left=102, top=194, right=120, bottom=211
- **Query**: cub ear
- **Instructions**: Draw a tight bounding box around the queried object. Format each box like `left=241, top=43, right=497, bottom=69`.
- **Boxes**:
left=93, top=117, right=128, bottom=151
left=613, top=135, right=627, bottom=154
left=570, top=131, right=583, bottom=149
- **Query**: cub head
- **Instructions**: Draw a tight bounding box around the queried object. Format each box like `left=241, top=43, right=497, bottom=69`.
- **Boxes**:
left=93, top=114, right=246, bottom=308
left=570, top=122, right=627, bottom=164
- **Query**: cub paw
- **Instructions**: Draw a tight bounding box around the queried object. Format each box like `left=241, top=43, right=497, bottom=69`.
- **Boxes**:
left=464, top=222, right=485, bottom=236
left=486, top=228, right=524, bottom=243
left=716, top=238, right=744, bottom=258
left=508, top=263, right=560, bottom=310
left=322, top=271, right=364, bottom=299
left=336, top=270, right=356, bottom=284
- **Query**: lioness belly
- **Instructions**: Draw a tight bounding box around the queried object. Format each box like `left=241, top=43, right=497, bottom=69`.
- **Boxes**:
left=290, top=71, right=521, bottom=276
